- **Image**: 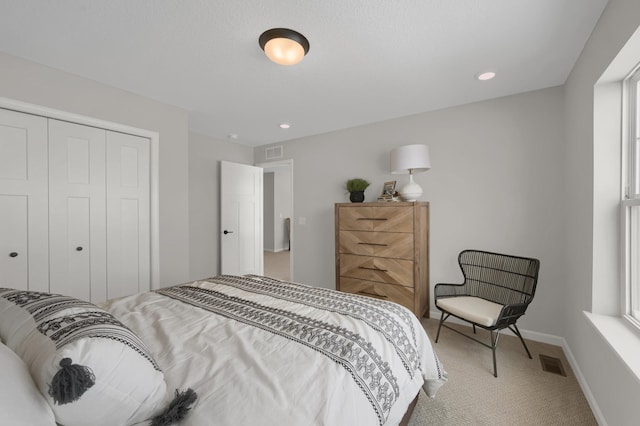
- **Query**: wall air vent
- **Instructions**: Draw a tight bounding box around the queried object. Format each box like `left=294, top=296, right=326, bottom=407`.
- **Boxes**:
left=265, top=145, right=283, bottom=160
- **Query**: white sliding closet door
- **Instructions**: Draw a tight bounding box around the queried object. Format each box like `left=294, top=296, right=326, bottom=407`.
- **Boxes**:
left=48, top=119, right=107, bottom=302
left=0, top=106, right=151, bottom=303
left=0, top=109, right=48, bottom=291
left=106, top=131, right=150, bottom=299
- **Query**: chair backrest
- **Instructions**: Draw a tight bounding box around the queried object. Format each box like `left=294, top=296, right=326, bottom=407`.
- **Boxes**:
left=458, top=250, right=540, bottom=306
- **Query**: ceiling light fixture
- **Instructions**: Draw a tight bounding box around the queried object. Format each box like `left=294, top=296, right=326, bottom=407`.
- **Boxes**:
left=279, top=123, right=291, bottom=129
left=259, top=28, right=310, bottom=66
left=476, top=71, right=496, bottom=81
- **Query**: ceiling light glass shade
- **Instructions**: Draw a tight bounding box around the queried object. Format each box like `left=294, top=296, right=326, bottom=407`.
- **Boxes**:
left=390, top=144, right=431, bottom=201
left=259, top=28, right=310, bottom=66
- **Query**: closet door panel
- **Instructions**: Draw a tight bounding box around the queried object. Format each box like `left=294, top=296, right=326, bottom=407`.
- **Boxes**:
left=48, top=119, right=107, bottom=302
left=63, top=197, right=92, bottom=297
left=0, top=109, right=48, bottom=290
left=0, top=126, right=28, bottom=180
left=0, top=196, right=28, bottom=288
left=106, top=131, right=150, bottom=299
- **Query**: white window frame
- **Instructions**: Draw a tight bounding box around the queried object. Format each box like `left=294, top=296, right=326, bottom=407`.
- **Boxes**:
left=622, top=66, right=640, bottom=329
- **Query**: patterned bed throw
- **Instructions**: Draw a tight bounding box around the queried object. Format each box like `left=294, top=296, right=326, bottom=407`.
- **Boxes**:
left=101, top=275, right=447, bottom=426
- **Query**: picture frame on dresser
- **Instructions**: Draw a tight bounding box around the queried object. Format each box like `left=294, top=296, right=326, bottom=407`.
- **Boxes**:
left=334, top=201, right=430, bottom=318
left=381, top=180, right=396, bottom=196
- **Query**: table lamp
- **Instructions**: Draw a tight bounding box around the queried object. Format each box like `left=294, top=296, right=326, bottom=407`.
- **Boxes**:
left=390, top=144, right=431, bottom=201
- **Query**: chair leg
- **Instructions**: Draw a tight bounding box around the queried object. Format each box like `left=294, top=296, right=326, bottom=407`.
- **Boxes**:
left=490, top=330, right=501, bottom=377
left=473, top=324, right=476, bottom=334
left=435, top=311, right=447, bottom=343
left=511, top=324, right=533, bottom=359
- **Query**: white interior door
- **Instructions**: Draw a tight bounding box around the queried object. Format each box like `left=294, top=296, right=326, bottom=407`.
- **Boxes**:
left=0, top=109, right=48, bottom=290
left=221, top=161, right=263, bottom=275
left=106, top=131, right=150, bottom=300
left=48, top=119, right=107, bottom=302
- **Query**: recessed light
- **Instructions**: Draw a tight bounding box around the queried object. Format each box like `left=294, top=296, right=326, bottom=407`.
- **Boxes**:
left=279, top=123, right=291, bottom=129
left=476, top=71, right=496, bottom=81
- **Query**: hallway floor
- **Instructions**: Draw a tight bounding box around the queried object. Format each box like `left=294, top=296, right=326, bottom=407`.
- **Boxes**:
left=264, top=250, right=290, bottom=281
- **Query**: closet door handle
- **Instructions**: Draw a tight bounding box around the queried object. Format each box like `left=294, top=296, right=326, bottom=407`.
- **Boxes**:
left=76, top=247, right=83, bottom=252
left=9, top=252, right=18, bottom=258
left=223, top=230, right=234, bottom=235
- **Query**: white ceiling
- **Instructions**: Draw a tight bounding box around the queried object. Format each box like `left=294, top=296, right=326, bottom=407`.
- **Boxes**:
left=0, top=0, right=608, bottom=147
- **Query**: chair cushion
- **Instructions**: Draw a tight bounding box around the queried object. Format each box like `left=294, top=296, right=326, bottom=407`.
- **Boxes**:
left=436, top=296, right=503, bottom=327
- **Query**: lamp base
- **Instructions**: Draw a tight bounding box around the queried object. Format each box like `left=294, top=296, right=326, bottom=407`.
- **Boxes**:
left=399, top=175, right=423, bottom=202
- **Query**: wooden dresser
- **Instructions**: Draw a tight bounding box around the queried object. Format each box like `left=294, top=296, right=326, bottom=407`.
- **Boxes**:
left=334, top=202, right=429, bottom=317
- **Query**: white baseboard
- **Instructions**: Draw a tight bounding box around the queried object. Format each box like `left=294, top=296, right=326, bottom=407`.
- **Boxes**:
left=559, top=337, right=607, bottom=426
left=428, top=311, right=606, bottom=425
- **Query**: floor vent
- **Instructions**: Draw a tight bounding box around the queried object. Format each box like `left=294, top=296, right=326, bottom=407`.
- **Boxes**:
left=539, top=354, right=566, bottom=376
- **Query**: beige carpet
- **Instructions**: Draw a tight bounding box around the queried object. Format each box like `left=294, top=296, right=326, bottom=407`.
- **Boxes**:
left=408, top=319, right=597, bottom=426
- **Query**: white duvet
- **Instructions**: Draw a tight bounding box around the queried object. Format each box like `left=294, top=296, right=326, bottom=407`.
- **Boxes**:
left=101, top=275, right=447, bottom=426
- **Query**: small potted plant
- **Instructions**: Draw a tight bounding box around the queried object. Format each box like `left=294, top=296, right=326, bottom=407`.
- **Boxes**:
left=346, top=178, right=370, bottom=203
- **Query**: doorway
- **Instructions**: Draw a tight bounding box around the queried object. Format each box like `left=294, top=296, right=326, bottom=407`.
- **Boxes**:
left=258, top=159, right=293, bottom=281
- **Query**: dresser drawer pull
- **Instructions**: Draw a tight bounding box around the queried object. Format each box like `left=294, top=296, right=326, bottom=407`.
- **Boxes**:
left=356, top=291, right=388, bottom=300
left=357, top=242, right=388, bottom=246
left=356, top=218, right=388, bottom=221
left=358, top=266, right=388, bottom=272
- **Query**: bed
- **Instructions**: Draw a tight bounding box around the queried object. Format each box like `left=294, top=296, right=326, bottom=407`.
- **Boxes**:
left=0, top=275, right=447, bottom=426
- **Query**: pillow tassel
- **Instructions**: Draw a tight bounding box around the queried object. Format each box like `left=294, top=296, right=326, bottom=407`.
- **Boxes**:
left=151, top=388, right=198, bottom=426
left=48, top=357, right=95, bottom=405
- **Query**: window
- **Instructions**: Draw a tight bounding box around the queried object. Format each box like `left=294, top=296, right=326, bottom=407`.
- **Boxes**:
left=622, top=66, right=640, bottom=327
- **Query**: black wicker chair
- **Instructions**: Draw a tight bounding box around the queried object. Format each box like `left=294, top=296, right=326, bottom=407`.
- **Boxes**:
left=434, top=249, right=540, bottom=377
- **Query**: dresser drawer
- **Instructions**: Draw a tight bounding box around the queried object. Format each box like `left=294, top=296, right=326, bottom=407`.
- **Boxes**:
left=339, top=230, right=414, bottom=259
left=340, top=277, right=414, bottom=312
left=338, top=206, right=413, bottom=232
left=339, top=254, right=413, bottom=287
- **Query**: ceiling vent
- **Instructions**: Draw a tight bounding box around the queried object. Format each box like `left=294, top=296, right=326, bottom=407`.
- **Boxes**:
left=265, top=145, right=283, bottom=160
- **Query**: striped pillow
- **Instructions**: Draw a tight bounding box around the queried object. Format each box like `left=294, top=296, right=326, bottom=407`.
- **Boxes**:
left=0, top=288, right=167, bottom=426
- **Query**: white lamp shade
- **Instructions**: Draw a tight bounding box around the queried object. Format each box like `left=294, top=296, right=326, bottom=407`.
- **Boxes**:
left=390, top=144, right=431, bottom=174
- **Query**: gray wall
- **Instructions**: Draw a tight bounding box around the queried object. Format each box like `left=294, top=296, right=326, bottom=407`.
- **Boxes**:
left=564, top=0, right=640, bottom=424
left=253, top=86, right=566, bottom=337
left=0, top=52, right=190, bottom=287
left=188, top=132, right=253, bottom=280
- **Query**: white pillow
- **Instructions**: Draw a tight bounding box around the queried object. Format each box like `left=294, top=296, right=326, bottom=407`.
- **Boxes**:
left=0, top=341, right=56, bottom=426
left=0, top=288, right=167, bottom=426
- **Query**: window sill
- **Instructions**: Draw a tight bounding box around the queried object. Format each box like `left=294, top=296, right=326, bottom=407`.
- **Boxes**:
left=584, top=311, right=640, bottom=384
